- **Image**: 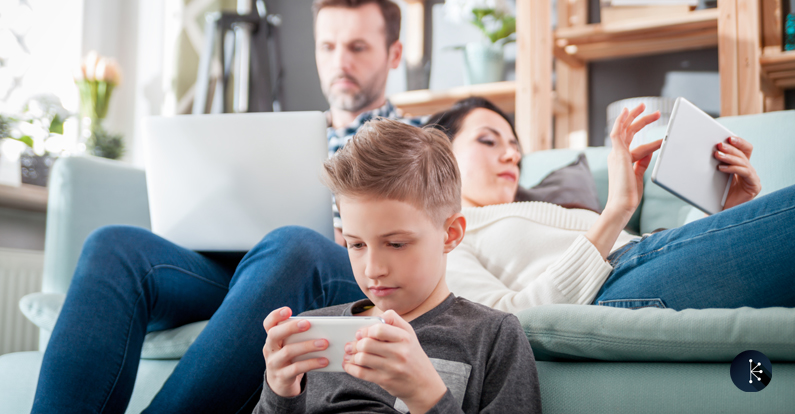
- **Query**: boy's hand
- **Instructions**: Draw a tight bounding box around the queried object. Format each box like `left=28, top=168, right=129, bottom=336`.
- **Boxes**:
left=343, top=310, right=447, bottom=414
left=262, top=307, right=330, bottom=398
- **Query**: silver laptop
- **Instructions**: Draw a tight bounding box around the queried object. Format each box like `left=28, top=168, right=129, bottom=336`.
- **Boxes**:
left=142, top=112, right=332, bottom=251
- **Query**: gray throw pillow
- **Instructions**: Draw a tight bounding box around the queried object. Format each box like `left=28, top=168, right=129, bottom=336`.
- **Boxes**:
left=515, top=153, right=602, bottom=212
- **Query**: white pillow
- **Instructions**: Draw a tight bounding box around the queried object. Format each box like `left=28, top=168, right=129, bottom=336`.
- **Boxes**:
left=18, top=293, right=208, bottom=360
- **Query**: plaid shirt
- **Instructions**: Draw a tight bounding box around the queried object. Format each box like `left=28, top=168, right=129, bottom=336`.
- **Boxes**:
left=327, top=100, right=426, bottom=228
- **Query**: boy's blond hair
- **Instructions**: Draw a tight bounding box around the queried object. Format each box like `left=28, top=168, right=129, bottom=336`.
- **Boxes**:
left=323, top=118, right=461, bottom=227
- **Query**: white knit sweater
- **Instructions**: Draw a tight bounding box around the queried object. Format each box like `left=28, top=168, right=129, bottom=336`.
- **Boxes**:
left=446, top=201, right=637, bottom=313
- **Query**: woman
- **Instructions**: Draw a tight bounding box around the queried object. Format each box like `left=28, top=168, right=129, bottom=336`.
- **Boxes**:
left=427, top=97, right=792, bottom=312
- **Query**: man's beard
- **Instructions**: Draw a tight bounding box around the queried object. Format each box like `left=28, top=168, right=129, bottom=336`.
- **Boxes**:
left=323, top=73, right=383, bottom=113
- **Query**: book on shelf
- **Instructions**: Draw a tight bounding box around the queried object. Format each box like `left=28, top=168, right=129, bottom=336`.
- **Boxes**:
left=602, top=0, right=697, bottom=5
left=600, top=0, right=697, bottom=25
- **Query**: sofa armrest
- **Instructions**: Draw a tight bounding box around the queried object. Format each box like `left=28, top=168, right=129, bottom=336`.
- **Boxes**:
left=42, top=156, right=150, bottom=295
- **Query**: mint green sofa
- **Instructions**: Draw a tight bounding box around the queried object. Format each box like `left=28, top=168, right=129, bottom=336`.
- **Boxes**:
left=1, top=110, right=793, bottom=413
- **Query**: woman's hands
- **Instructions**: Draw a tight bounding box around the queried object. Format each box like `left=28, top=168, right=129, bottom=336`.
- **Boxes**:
left=586, top=103, right=661, bottom=260
left=604, top=104, right=662, bottom=219
left=262, top=307, right=330, bottom=398
left=716, top=136, right=761, bottom=210
left=343, top=310, right=447, bottom=414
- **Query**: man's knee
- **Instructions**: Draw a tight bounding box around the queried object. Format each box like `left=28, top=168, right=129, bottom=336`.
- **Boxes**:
left=252, top=226, right=333, bottom=259
left=75, top=225, right=159, bottom=287
left=82, top=225, right=153, bottom=257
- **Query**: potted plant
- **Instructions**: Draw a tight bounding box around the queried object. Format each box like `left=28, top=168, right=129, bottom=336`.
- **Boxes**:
left=0, top=96, right=71, bottom=187
left=75, top=51, right=125, bottom=160
left=444, top=0, right=516, bottom=85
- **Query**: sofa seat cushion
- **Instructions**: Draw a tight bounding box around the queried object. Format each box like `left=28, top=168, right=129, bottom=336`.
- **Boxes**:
left=19, top=293, right=208, bottom=360
left=536, top=361, right=795, bottom=413
left=517, top=304, right=795, bottom=362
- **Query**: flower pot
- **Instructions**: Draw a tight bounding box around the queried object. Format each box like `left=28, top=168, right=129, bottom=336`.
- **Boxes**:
left=20, top=151, right=55, bottom=187
left=463, top=42, right=505, bottom=85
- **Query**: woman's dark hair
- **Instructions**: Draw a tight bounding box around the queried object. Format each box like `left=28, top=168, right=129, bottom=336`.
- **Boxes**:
left=424, top=97, right=520, bottom=152
left=425, top=97, right=599, bottom=211
left=425, top=97, right=539, bottom=204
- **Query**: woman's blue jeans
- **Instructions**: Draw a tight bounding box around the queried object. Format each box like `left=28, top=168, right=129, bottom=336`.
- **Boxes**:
left=31, top=226, right=364, bottom=414
left=595, top=184, right=795, bottom=310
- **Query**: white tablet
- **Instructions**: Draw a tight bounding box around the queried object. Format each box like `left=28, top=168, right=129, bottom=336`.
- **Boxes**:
left=650, top=97, right=734, bottom=215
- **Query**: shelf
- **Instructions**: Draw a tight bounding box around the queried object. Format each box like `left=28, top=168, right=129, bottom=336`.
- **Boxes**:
left=390, top=81, right=569, bottom=119
left=760, top=51, right=795, bottom=89
left=390, top=81, right=517, bottom=117
left=555, top=8, right=719, bottom=62
left=0, top=183, right=48, bottom=212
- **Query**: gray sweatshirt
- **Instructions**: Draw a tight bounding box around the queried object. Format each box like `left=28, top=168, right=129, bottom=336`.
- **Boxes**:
left=254, top=294, right=541, bottom=413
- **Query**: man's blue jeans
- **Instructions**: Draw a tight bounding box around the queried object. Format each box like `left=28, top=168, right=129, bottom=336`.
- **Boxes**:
left=595, top=184, right=795, bottom=310
left=32, top=226, right=364, bottom=414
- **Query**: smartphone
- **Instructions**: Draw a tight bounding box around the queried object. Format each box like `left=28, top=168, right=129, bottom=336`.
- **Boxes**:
left=282, top=316, right=384, bottom=372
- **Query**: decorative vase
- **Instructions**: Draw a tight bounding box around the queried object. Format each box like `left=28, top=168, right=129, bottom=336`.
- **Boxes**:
left=462, top=42, right=505, bottom=85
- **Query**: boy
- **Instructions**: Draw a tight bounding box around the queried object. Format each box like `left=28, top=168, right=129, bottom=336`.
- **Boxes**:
left=254, top=119, right=541, bottom=413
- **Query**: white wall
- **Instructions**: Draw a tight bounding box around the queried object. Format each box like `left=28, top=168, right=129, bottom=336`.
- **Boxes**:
left=0, top=0, right=84, bottom=114
left=0, top=0, right=84, bottom=250
left=81, top=0, right=168, bottom=167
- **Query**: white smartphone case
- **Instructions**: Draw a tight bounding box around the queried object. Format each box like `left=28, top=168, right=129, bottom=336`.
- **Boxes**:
left=283, top=316, right=384, bottom=372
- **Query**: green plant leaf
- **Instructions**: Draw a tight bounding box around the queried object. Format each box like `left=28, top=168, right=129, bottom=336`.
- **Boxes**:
left=49, top=114, right=64, bottom=135
left=15, top=135, right=35, bottom=148
left=490, top=16, right=516, bottom=43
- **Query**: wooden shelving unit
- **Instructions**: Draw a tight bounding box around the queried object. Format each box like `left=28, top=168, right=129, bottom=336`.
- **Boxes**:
left=554, top=9, right=719, bottom=63
left=392, top=0, right=790, bottom=153
left=0, top=183, right=48, bottom=212
left=719, top=0, right=792, bottom=114
left=761, top=51, right=795, bottom=89
left=391, top=81, right=517, bottom=117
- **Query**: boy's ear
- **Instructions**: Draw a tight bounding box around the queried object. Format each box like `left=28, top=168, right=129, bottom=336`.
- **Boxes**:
left=443, top=213, right=466, bottom=254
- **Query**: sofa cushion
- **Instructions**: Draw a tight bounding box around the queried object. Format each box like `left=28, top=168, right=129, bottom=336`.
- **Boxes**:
left=19, top=293, right=63, bottom=335
left=519, top=147, right=648, bottom=234
left=515, top=153, right=602, bottom=212
left=716, top=110, right=795, bottom=197
left=517, top=304, right=795, bottom=362
left=19, top=293, right=207, bottom=360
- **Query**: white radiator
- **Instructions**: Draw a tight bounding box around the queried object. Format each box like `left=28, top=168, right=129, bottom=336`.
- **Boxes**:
left=0, top=248, right=43, bottom=356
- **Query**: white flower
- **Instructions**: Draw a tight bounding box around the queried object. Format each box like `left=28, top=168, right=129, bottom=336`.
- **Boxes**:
left=444, top=0, right=513, bottom=24
left=77, top=53, right=123, bottom=85
left=83, top=50, right=99, bottom=81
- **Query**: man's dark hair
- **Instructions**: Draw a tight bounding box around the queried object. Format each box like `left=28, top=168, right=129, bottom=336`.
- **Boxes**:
left=312, top=0, right=401, bottom=48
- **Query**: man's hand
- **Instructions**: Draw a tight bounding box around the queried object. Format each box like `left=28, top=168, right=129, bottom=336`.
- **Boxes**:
left=716, top=136, right=761, bottom=210
left=262, top=307, right=330, bottom=397
left=343, top=310, right=447, bottom=414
